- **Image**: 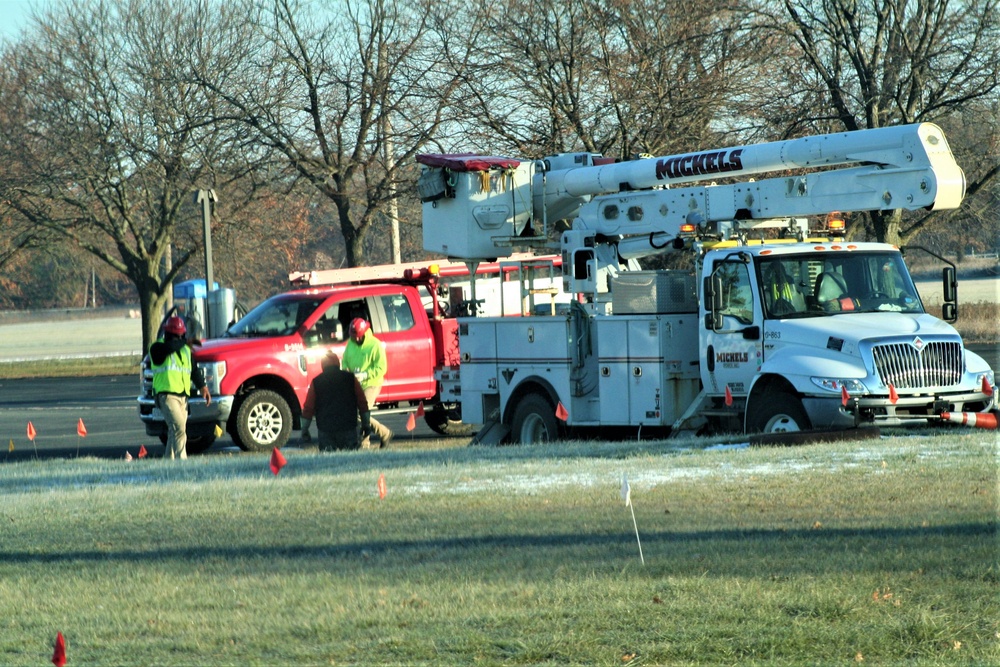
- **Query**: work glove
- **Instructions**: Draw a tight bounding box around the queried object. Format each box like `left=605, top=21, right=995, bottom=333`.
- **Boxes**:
left=354, top=371, right=368, bottom=382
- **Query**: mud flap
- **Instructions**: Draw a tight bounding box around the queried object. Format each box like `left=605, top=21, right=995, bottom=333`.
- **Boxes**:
left=471, top=420, right=510, bottom=446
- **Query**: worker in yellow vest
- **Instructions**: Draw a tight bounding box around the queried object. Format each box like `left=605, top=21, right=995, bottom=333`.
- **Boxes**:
left=150, top=315, right=211, bottom=459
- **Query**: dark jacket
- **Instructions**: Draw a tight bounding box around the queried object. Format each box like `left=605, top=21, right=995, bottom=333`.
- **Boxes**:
left=303, top=365, right=369, bottom=433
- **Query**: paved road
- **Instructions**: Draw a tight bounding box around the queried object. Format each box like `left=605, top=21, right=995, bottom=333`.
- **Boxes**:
left=0, top=376, right=452, bottom=462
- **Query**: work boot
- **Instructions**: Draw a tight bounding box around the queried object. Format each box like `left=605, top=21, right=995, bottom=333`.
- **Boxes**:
left=380, top=430, right=394, bottom=449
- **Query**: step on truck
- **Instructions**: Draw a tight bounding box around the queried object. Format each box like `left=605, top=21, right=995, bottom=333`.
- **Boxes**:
left=137, top=254, right=565, bottom=452
left=418, top=123, right=996, bottom=443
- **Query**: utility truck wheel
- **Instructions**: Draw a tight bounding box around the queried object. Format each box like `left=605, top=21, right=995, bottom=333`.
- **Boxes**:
left=510, top=394, right=558, bottom=444
left=424, top=406, right=474, bottom=436
left=748, top=391, right=811, bottom=434
left=234, top=389, right=291, bottom=452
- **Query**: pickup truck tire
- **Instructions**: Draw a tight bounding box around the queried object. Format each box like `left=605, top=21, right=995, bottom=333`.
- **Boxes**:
left=510, top=394, right=558, bottom=444
left=233, top=389, right=292, bottom=452
left=157, top=432, right=215, bottom=455
left=424, top=406, right=474, bottom=436
left=747, top=390, right=811, bottom=434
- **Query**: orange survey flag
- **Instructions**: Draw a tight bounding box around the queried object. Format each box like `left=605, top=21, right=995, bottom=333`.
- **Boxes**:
left=77, top=418, right=87, bottom=437
left=406, top=412, right=416, bottom=431
left=415, top=401, right=425, bottom=417
left=52, top=632, right=66, bottom=667
left=27, top=421, right=36, bottom=441
left=270, top=447, right=287, bottom=475
left=377, top=473, right=387, bottom=499
left=138, top=445, right=148, bottom=458
left=724, top=386, right=733, bottom=407
left=555, top=402, right=569, bottom=421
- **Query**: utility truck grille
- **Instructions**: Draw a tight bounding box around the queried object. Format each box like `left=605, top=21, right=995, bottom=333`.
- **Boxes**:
left=871, top=341, right=963, bottom=389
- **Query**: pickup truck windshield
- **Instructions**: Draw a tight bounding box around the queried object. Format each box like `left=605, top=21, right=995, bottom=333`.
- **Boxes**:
left=225, top=295, right=325, bottom=337
left=759, top=252, right=924, bottom=319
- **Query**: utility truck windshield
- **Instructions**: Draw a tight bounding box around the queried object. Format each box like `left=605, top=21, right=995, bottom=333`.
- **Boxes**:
left=758, top=252, right=923, bottom=319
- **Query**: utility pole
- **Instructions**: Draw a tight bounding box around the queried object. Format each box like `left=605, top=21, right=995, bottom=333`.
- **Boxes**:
left=197, top=189, right=217, bottom=332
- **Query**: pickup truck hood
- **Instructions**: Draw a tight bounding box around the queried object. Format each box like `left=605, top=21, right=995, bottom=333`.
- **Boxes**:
left=191, top=335, right=301, bottom=360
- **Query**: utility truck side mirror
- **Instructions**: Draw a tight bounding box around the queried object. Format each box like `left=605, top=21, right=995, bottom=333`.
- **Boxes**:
left=942, top=266, right=958, bottom=322
left=703, top=275, right=723, bottom=330
left=941, top=265, right=958, bottom=323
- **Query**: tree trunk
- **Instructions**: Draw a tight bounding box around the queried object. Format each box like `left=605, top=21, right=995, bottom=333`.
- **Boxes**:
left=869, top=209, right=904, bottom=245
left=138, top=281, right=170, bottom=355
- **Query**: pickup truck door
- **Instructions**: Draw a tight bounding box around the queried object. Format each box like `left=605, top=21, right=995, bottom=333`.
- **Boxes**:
left=370, top=290, right=437, bottom=401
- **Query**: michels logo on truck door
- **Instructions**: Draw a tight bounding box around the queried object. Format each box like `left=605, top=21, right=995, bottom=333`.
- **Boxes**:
left=656, top=149, right=744, bottom=180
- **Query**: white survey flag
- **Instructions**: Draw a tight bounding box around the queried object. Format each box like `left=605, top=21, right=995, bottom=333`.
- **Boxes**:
left=621, top=475, right=631, bottom=507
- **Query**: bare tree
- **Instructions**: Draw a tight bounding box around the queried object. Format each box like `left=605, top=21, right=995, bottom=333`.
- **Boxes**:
left=0, top=0, right=272, bottom=351
left=760, top=0, right=1000, bottom=244
left=450, top=0, right=764, bottom=161
left=192, top=0, right=471, bottom=268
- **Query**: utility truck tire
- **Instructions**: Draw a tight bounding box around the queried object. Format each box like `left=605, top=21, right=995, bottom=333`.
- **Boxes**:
left=424, top=406, right=474, bottom=436
left=510, top=394, right=558, bottom=444
left=748, top=390, right=811, bottom=434
left=234, top=389, right=292, bottom=452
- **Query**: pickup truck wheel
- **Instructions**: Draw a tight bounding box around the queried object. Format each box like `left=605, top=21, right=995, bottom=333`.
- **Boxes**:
left=185, top=435, right=216, bottom=455
left=234, top=389, right=292, bottom=452
left=747, top=390, right=811, bottom=434
left=510, top=394, right=558, bottom=444
left=424, top=406, right=474, bottom=436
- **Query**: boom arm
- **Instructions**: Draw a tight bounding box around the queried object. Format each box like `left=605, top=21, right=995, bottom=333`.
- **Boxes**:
left=538, top=123, right=964, bottom=228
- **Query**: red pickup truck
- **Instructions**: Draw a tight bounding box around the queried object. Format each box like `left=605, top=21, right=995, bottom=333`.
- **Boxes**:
left=137, top=255, right=562, bottom=452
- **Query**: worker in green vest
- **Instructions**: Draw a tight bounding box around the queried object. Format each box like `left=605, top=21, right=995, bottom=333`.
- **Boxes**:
left=150, top=315, right=211, bottom=459
left=342, top=317, right=393, bottom=449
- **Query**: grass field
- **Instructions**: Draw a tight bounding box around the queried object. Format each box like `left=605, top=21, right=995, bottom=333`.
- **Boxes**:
left=1, top=432, right=997, bottom=665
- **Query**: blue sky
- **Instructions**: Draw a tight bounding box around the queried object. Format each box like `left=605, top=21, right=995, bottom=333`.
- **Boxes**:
left=1, top=0, right=40, bottom=40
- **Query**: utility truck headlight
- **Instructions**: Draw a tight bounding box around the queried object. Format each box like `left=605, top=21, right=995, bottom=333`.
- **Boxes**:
left=198, top=361, right=226, bottom=395
left=811, top=377, right=868, bottom=394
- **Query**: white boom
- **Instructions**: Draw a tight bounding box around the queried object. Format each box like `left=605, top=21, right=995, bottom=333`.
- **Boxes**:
left=420, top=123, right=966, bottom=262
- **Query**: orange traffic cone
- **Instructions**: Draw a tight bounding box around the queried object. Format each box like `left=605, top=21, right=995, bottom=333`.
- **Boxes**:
left=939, top=411, right=998, bottom=430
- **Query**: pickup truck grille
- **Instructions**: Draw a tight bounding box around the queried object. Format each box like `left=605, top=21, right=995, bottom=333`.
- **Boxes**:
left=871, top=341, right=963, bottom=389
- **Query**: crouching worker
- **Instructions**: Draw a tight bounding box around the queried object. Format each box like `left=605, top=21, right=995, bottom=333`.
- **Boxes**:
left=300, top=351, right=371, bottom=451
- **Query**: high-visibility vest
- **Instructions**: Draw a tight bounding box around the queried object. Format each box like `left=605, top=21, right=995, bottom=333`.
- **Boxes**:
left=152, top=340, right=192, bottom=395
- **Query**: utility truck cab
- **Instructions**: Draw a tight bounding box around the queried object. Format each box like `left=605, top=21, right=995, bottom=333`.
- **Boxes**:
left=697, top=238, right=992, bottom=433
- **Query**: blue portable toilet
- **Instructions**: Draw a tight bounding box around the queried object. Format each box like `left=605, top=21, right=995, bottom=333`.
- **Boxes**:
left=173, top=279, right=218, bottom=339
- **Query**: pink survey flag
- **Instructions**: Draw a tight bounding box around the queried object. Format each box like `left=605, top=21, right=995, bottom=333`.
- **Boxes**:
left=52, top=631, right=66, bottom=667
left=555, top=401, right=569, bottom=421
left=77, top=418, right=87, bottom=437
left=270, top=447, right=287, bottom=475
